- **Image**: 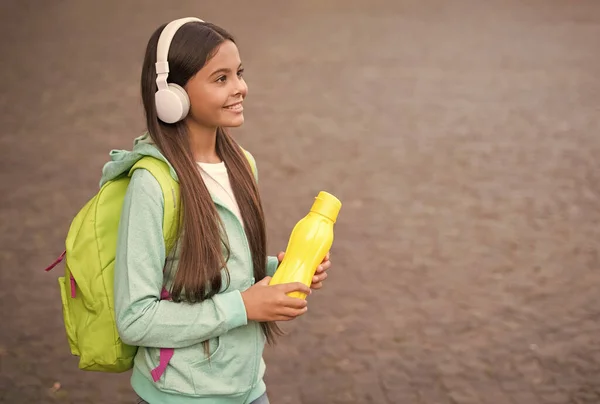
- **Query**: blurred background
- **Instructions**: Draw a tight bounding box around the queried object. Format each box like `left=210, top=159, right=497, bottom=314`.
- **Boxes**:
left=1, top=0, right=600, bottom=403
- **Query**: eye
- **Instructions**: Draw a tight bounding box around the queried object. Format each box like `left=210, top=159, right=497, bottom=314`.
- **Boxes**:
left=216, top=75, right=227, bottom=83
left=237, top=68, right=244, bottom=78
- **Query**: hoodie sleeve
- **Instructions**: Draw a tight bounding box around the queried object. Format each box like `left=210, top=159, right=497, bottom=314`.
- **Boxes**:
left=266, top=256, right=279, bottom=277
left=113, top=169, right=248, bottom=349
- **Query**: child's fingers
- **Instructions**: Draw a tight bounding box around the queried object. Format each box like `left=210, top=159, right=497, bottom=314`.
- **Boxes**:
left=257, top=276, right=272, bottom=285
left=315, top=262, right=331, bottom=274
left=281, top=295, right=309, bottom=309
left=278, top=282, right=311, bottom=296
left=273, top=304, right=308, bottom=321
left=310, top=282, right=323, bottom=290
left=279, top=306, right=308, bottom=320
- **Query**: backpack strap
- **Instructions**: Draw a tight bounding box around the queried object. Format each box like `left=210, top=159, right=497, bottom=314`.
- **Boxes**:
left=240, top=147, right=258, bottom=182
left=128, top=157, right=180, bottom=383
left=129, top=157, right=180, bottom=254
left=151, top=348, right=174, bottom=382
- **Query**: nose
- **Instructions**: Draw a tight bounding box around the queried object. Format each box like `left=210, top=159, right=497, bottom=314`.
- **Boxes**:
left=234, top=75, right=248, bottom=98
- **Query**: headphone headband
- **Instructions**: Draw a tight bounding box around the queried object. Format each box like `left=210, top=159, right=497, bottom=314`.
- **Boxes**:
left=155, top=17, right=204, bottom=90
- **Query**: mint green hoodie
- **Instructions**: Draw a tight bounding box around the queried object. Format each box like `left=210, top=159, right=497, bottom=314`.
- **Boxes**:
left=103, top=134, right=279, bottom=404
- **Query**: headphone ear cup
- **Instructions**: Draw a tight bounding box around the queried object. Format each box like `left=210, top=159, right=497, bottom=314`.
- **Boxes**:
left=169, top=83, right=191, bottom=118
left=155, top=83, right=190, bottom=124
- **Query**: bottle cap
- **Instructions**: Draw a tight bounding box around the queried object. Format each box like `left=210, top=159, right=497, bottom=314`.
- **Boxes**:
left=310, top=191, right=342, bottom=223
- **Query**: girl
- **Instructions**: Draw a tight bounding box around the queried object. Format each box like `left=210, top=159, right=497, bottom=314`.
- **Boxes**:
left=108, top=17, right=332, bottom=404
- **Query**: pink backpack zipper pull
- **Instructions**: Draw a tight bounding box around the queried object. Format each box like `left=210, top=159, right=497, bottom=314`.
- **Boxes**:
left=45, top=250, right=66, bottom=272
left=70, top=275, right=77, bottom=298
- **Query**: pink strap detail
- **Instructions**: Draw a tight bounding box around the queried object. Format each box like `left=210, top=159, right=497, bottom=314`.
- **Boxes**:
left=45, top=250, right=66, bottom=272
left=151, top=348, right=174, bottom=382
left=149, top=286, right=173, bottom=382
left=70, top=275, right=76, bottom=298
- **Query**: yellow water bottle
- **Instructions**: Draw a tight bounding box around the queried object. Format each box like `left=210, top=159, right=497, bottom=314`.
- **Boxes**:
left=270, top=191, right=342, bottom=299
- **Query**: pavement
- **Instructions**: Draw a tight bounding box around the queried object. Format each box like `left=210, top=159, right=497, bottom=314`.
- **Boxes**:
left=1, top=1, right=600, bottom=403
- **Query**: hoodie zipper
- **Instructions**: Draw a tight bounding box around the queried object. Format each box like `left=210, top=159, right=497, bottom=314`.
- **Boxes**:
left=212, top=197, right=261, bottom=387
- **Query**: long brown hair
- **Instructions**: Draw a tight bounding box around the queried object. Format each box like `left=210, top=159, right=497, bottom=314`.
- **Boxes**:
left=140, top=21, right=281, bottom=344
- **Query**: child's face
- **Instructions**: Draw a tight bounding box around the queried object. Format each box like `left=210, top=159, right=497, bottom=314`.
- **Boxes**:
left=184, top=40, right=248, bottom=130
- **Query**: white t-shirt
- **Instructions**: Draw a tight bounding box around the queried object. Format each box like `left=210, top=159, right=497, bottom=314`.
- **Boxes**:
left=197, top=161, right=243, bottom=225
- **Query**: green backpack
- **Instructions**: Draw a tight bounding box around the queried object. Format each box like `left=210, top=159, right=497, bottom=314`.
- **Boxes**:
left=46, top=152, right=257, bottom=375
left=45, top=157, right=180, bottom=373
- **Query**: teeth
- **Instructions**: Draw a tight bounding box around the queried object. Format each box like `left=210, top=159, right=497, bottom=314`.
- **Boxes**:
left=225, top=103, right=242, bottom=110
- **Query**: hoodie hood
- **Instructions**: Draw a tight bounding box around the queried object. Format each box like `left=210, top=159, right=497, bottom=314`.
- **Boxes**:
left=99, top=132, right=179, bottom=187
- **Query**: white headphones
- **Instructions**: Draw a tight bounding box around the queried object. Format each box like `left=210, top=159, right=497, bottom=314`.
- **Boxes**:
left=155, top=17, right=204, bottom=124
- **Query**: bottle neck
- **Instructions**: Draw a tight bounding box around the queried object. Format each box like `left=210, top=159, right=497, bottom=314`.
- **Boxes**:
left=309, top=191, right=341, bottom=223
left=309, top=210, right=334, bottom=222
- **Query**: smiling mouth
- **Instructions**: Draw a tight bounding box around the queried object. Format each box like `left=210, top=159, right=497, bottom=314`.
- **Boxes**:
left=224, top=102, right=243, bottom=112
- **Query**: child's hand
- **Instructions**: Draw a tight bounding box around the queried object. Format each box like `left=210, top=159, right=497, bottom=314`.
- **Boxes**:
left=241, top=277, right=311, bottom=322
left=277, top=251, right=332, bottom=290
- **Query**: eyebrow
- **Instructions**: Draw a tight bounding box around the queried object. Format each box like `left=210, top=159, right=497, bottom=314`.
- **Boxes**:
left=210, top=63, right=243, bottom=78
